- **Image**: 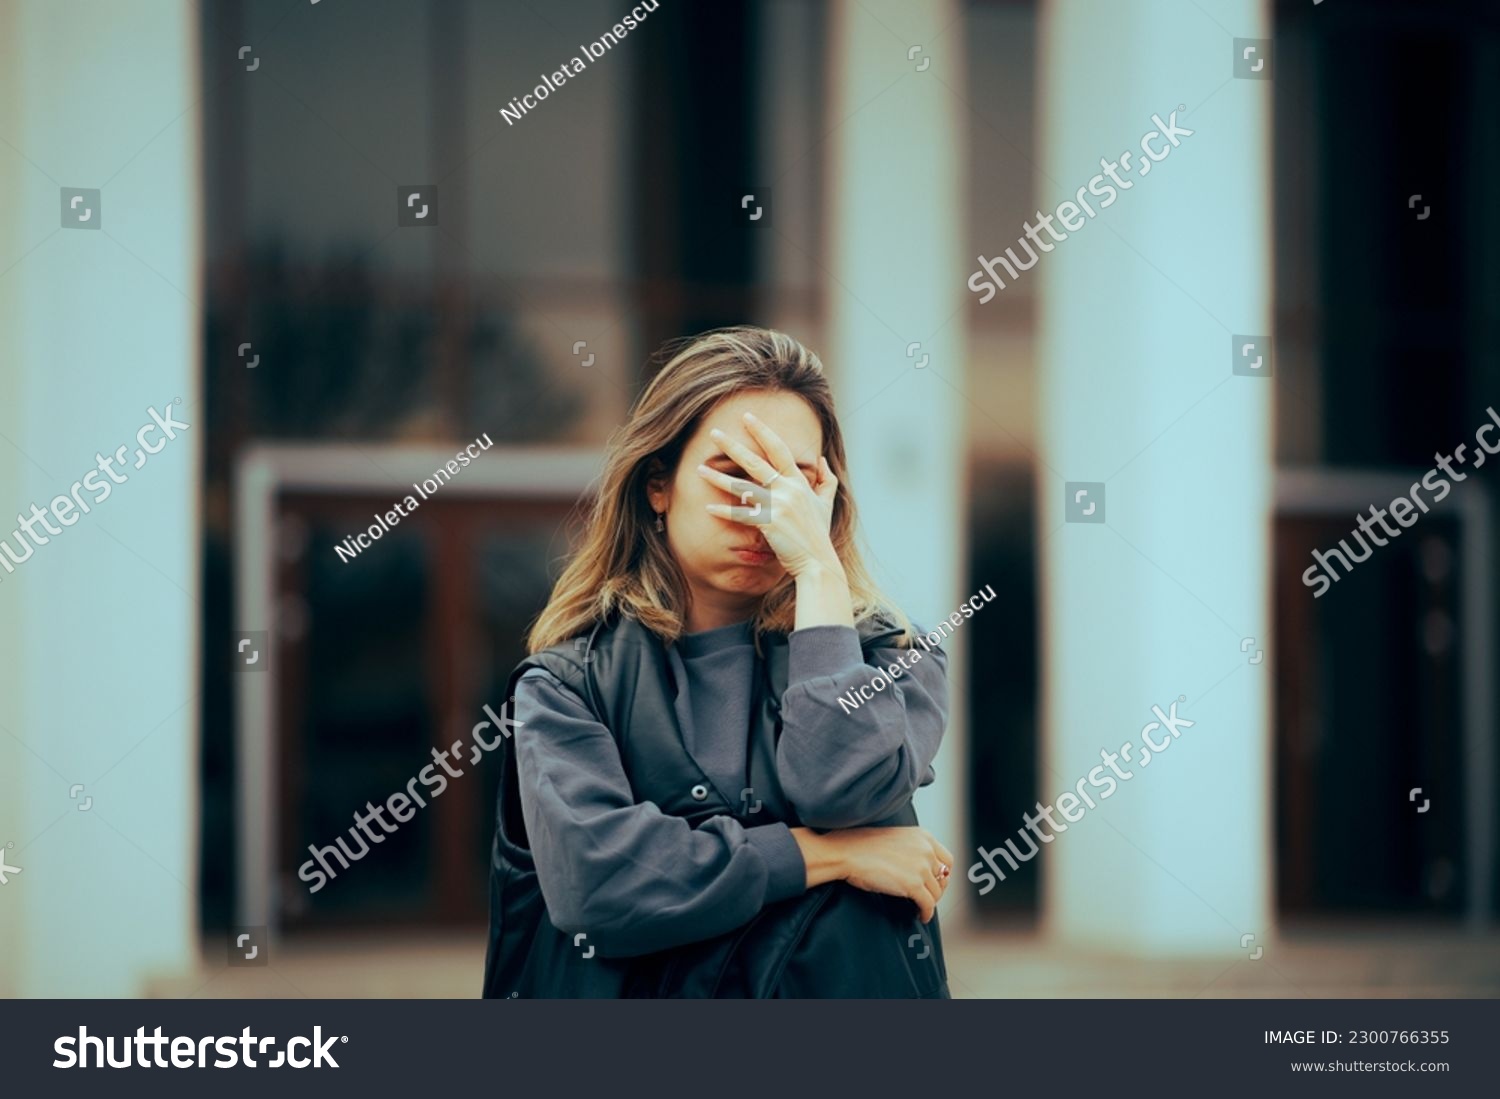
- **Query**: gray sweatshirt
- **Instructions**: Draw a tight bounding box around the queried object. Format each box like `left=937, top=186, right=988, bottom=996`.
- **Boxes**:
left=513, top=621, right=948, bottom=957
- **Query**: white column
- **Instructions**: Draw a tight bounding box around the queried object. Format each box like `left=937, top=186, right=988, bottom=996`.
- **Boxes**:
left=824, top=0, right=970, bottom=915
left=1036, top=0, right=1272, bottom=953
left=0, top=0, right=200, bottom=995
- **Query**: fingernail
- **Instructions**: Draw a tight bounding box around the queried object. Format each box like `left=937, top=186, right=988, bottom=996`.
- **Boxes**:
left=696, top=463, right=710, bottom=474
left=710, top=428, right=724, bottom=438
left=743, top=411, right=757, bottom=421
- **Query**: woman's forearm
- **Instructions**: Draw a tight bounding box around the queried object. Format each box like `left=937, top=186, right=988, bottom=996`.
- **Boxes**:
left=774, top=626, right=949, bottom=830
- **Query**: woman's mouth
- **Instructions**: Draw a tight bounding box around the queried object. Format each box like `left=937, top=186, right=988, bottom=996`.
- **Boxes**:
left=732, top=547, right=775, bottom=565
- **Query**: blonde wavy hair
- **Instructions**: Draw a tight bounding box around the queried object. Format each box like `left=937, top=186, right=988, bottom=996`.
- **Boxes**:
left=528, top=326, right=911, bottom=652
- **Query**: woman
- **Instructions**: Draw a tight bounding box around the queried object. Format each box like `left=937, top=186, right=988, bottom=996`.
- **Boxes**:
left=482, top=327, right=956, bottom=998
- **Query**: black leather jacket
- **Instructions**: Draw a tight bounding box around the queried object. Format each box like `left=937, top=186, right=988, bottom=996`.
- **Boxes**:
left=482, top=613, right=950, bottom=998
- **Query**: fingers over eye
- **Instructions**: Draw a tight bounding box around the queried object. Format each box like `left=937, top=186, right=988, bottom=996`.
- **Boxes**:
left=695, top=463, right=742, bottom=495
left=709, top=428, right=776, bottom=481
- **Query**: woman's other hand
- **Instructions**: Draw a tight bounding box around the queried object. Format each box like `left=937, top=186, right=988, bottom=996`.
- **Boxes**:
left=791, top=825, right=955, bottom=923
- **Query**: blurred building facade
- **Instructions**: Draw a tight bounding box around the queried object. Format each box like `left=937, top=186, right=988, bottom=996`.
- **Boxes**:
left=2, top=0, right=1497, bottom=998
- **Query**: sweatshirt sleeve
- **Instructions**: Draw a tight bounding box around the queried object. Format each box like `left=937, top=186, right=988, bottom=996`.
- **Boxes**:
left=775, top=623, right=949, bottom=829
left=512, top=667, right=807, bottom=958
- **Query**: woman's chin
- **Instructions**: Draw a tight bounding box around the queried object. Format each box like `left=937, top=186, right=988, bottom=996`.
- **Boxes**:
left=713, top=567, right=783, bottom=595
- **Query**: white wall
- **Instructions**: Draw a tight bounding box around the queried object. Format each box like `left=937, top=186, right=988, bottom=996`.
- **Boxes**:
left=1037, top=0, right=1273, bottom=954
left=0, top=0, right=200, bottom=996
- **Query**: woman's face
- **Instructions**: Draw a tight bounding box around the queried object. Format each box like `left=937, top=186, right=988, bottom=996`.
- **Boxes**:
left=649, top=389, right=825, bottom=613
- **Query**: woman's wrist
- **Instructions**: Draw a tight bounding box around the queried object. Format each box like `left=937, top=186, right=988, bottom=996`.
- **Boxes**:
left=789, top=827, right=847, bottom=888
left=791, top=552, right=847, bottom=585
left=792, top=560, right=854, bottom=630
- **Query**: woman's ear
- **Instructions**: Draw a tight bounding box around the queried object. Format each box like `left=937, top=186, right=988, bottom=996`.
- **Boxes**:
left=644, top=456, right=671, bottom=515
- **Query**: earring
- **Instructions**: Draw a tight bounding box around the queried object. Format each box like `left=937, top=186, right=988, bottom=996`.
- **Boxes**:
left=655, top=512, right=665, bottom=532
